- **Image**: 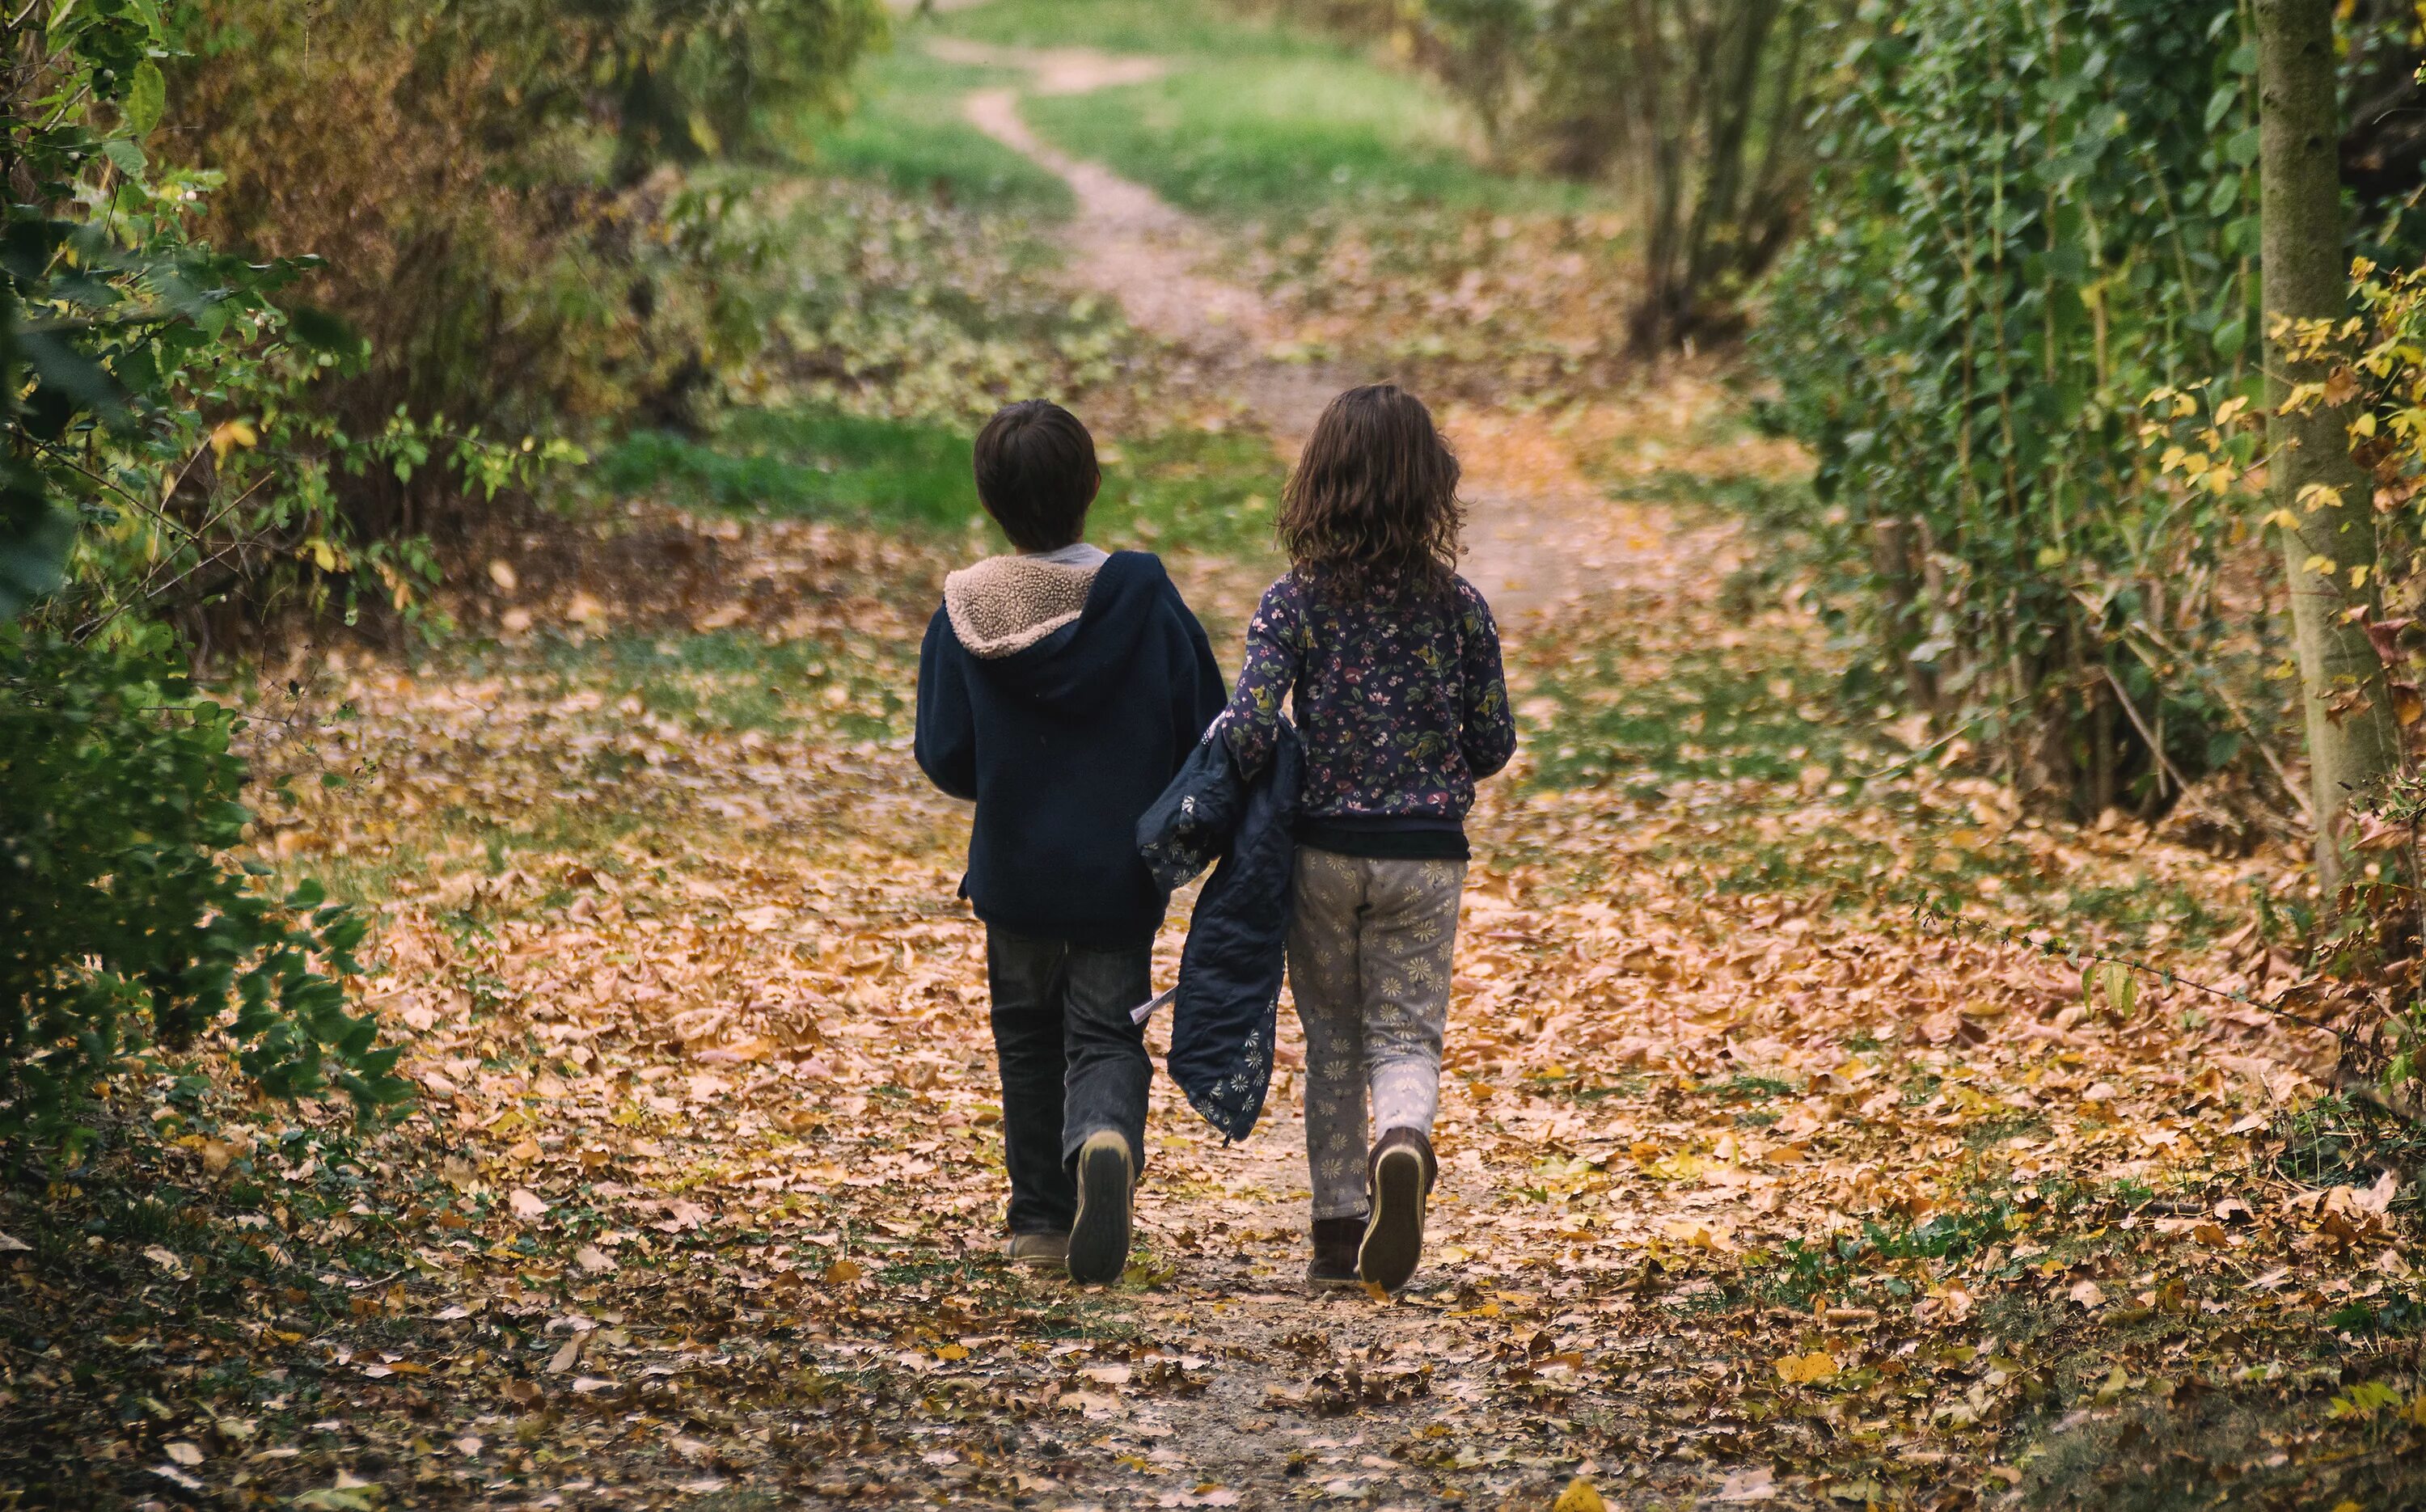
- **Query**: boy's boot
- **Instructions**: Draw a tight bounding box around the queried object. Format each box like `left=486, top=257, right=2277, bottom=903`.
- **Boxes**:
left=1308, top=1216, right=1364, bottom=1289
left=1359, top=1127, right=1437, bottom=1294
left=1066, top=1130, right=1135, bottom=1285
left=1006, top=1232, right=1069, bottom=1268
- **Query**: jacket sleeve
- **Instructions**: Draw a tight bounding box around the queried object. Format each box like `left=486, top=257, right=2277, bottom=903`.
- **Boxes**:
left=1456, top=581, right=1518, bottom=780
left=1220, top=578, right=1300, bottom=780
left=913, top=608, right=978, bottom=800
left=1176, top=600, right=1225, bottom=757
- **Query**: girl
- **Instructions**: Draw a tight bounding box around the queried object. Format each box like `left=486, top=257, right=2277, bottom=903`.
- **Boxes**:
left=1221, top=384, right=1516, bottom=1292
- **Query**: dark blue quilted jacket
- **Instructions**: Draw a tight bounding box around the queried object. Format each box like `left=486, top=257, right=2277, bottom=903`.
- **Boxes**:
left=1135, top=716, right=1300, bottom=1142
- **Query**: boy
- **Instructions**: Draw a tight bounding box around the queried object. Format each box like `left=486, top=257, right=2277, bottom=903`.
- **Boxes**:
left=914, top=400, right=1224, bottom=1282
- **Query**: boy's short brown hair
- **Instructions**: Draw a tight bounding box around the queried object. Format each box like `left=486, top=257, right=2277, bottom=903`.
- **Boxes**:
left=974, top=400, right=1101, bottom=552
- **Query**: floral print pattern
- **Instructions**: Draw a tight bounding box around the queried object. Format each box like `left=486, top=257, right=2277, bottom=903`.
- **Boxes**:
left=1287, top=851, right=1464, bottom=1220
left=1222, top=571, right=1516, bottom=819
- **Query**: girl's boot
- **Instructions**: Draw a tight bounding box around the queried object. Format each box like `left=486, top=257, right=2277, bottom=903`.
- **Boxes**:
left=1308, top=1216, right=1364, bottom=1289
left=1359, top=1128, right=1436, bottom=1293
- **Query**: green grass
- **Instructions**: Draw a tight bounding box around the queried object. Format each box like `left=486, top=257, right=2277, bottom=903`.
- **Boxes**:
left=594, top=408, right=978, bottom=530
left=1091, top=429, right=1287, bottom=560
left=1022, top=57, right=1579, bottom=220
left=805, top=48, right=1074, bottom=217
left=1524, top=636, right=1851, bottom=792
left=937, top=0, right=1312, bottom=57
left=936, top=0, right=1585, bottom=222
left=595, top=404, right=1287, bottom=560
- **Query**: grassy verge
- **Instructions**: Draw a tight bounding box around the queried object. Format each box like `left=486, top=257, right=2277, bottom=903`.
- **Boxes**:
left=594, top=407, right=1285, bottom=560
left=936, top=0, right=1308, bottom=56
left=1021, top=53, right=1575, bottom=222
left=592, top=410, right=978, bottom=532
left=805, top=47, right=1074, bottom=218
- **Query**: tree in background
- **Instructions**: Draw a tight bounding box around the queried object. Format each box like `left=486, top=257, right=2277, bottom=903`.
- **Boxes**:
left=2257, top=0, right=2402, bottom=884
left=1289, top=0, right=1832, bottom=349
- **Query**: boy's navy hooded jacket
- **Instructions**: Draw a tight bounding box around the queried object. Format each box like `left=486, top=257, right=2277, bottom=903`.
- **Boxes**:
left=915, top=549, right=1224, bottom=946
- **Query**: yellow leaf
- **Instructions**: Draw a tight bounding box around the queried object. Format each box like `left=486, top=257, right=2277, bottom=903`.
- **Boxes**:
left=208, top=418, right=258, bottom=461
left=309, top=538, right=337, bottom=573
left=2101, top=962, right=2136, bottom=1018
left=935, top=1343, right=970, bottom=1361
left=2351, top=564, right=2373, bottom=589
left=822, top=1259, right=863, bottom=1285
left=1553, top=1477, right=1607, bottom=1512
left=1774, top=1350, right=1838, bottom=1384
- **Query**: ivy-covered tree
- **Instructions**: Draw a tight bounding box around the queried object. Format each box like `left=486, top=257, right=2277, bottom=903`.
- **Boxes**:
left=2257, top=0, right=2402, bottom=882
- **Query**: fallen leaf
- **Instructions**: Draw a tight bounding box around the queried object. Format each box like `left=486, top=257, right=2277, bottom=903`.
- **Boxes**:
left=1553, top=1477, right=1607, bottom=1512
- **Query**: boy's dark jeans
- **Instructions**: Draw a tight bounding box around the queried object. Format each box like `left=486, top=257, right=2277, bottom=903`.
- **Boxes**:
left=986, top=927, right=1152, bottom=1236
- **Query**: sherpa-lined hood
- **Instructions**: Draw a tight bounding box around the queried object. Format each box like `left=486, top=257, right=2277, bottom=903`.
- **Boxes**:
left=940, top=551, right=1169, bottom=714
left=944, top=555, right=1101, bottom=657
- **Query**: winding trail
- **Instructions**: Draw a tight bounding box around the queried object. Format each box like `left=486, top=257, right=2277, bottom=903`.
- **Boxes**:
left=820, top=38, right=1828, bottom=1512
left=928, top=36, right=1641, bottom=623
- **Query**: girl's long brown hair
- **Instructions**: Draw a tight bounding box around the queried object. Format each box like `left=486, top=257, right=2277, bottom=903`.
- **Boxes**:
left=1278, top=384, right=1463, bottom=599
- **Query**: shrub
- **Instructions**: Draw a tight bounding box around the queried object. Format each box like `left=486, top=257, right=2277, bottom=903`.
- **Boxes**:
left=166, top=0, right=886, bottom=551
left=0, top=627, right=409, bottom=1150
left=1754, top=0, right=2426, bottom=820
left=1756, top=0, right=2270, bottom=817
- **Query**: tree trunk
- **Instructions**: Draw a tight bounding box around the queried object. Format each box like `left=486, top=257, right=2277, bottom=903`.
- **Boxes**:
left=2258, top=0, right=2401, bottom=886
left=1680, top=0, right=1781, bottom=302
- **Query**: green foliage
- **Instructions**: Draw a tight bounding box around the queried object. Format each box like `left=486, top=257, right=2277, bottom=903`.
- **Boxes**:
left=0, top=627, right=409, bottom=1147
left=164, top=0, right=885, bottom=564
left=1270, top=0, right=1826, bottom=344
left=1756, top=0, right=2270, bottom=816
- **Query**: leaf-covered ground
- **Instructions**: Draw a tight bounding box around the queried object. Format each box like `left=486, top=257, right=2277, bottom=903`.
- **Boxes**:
left=11, top=4, right=2426, bottom=1510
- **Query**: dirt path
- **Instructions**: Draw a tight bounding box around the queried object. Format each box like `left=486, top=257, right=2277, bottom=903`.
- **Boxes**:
left=932, top=36, right=1630, bottom=623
